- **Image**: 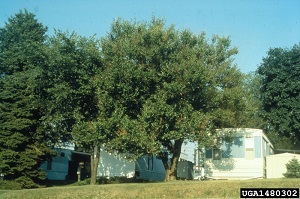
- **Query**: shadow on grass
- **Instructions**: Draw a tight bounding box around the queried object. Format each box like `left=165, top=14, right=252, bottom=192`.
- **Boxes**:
left=44, top=180, right=78, bottom=187
left=46, top=177, right=146, bottom=187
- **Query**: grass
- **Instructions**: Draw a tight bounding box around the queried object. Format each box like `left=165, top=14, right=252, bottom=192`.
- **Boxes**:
left=0, top=178, right=299, bottom=199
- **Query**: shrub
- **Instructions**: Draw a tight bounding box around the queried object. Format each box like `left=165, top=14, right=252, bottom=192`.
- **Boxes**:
left=72, top=178, right=91, bottom=186
left=283, top=157, right=300, bottom=178
left=14, top=176, right=41, bottom=189
left=96, top=176, right=141, bottom=184
left=0, top=176, right=41, bottom=190
left=0, top=180, right=22, bottom=190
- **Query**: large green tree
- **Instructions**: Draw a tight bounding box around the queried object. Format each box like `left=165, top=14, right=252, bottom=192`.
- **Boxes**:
left=43, top=31, right=105, bottom=184
left=257, top=44, right=300, bottom=148
left=101, top=18, right=246, bottom=180
left=0, top=10, right=54, bottom=188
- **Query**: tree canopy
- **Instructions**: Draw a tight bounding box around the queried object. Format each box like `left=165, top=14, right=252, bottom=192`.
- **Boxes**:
left=101, top=18, right=246, bottom=180
left=0, top=10, right=55, bottom=188
left=0, top=10, right=47, bottom=75
left=257, top=44, right=300, bottom=148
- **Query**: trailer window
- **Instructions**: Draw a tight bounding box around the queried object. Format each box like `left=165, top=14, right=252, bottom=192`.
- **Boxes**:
left=213, top=148, right=221, bottom=160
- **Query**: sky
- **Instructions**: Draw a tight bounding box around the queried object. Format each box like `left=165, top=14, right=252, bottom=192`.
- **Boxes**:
left=0, top=0, right=299, bottom=73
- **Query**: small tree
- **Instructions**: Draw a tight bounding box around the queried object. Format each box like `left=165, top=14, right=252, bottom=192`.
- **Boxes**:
left=283, top=158, right=300, bottom=178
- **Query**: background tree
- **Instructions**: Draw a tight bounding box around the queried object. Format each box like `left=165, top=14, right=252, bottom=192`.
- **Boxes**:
left=0, top=10, right=55, bottom=188
left=43, top=31, right=105, bottom=184
left=257, top=44, right=300, bottom=149
left=101, top=18, right=246, bottom=180
left=239, top=72, right=265, bottom=129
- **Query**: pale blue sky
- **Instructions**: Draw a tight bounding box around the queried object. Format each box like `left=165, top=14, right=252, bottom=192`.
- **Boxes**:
left=1, top=0, right=299, bottom=73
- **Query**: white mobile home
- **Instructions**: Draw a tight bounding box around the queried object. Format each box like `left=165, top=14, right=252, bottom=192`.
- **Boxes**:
left=97, top=148, right=135, bottom=178
left=204, top=128, right=274, bottom=179
left=98, top=151, right=166, bottom=181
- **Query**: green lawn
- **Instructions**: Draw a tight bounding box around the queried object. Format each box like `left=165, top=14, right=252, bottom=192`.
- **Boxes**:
left=0, top=178, right=299, bottom=199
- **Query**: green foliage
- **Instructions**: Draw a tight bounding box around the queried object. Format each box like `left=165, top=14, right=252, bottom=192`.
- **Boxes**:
left=283, top=158, right=300, bottom=178
left=42, top=31, right=105, bottom=184
left=14, top=176, right=40, bottom=189
left=101, top=18, right=246, bottom=179
left=0, top=176, right=43, bottom=190
left=42, top=31, right=103, bottom=146
left=0, top=9, right=47, bottom=75
left=96, top=176, right=140, bottom=184
left=0, top=180, right=22, bottom=190
left=266, top=132, right=296, bottom=150
left=0, top=10, right=55, bottom=188
left=72, top=178, right=91, bottom=186
left=257, top=44, right=300, bottom=147
left=240, top=72, right=265, bottom=128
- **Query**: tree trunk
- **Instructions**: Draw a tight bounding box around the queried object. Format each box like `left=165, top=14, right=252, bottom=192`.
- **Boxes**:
left=90, top=143, right=101, bottom=185
left=162, top=139, right=184, bottom=181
